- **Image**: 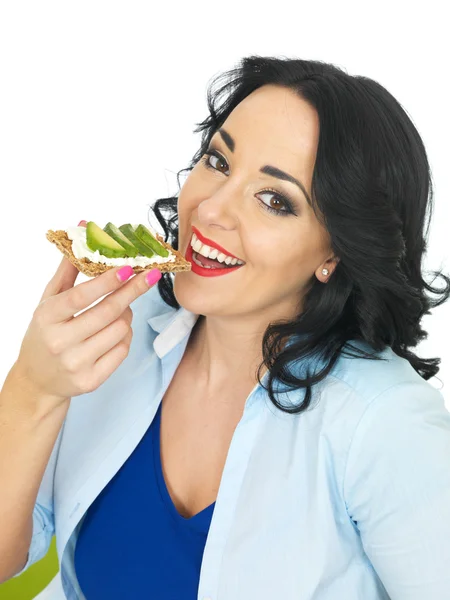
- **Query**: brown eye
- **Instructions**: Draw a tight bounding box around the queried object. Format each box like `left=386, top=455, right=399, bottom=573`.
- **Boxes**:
left=209, top=154, right=227, bottom=172
left=201, top=150, right=229, bottom=174
left=257, top=191, right=291, bottom=216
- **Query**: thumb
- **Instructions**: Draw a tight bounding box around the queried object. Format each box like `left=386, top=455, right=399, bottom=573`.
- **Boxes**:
left=39, top=219, right=87, bottom=304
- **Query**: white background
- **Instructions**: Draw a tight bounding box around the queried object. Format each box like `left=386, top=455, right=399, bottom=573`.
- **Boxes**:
left=0, top=1, right=448, bottom=405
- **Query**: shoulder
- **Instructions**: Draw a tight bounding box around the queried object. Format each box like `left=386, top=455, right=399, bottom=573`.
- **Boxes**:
left=303, top=340, right=448, bottom=481
left=321, top=339, right=445, bottom=421
left=325, top=342, right=450, bottom=494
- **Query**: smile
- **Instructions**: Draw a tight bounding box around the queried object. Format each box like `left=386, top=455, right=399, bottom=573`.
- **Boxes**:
left=185, top=243, right=245, bottom=278
left=191, top=225, right=245, bottom=261
left=190, top=232, right=245, bottom=266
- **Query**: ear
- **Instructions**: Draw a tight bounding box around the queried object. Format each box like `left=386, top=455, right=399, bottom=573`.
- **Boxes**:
left=317, top=256, right=340, bottom=282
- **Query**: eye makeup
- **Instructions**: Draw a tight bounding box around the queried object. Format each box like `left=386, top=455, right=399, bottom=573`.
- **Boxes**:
left=200, top=145, right=299, bottom=218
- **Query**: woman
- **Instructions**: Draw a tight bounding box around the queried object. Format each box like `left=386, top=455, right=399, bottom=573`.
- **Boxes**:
left=1, top=55, right=450, bottom=599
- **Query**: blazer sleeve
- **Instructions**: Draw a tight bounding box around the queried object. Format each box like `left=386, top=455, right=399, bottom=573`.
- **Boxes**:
left=11, top=423, right=64, bottom=578
left=343, top=380, right=450, bottom=599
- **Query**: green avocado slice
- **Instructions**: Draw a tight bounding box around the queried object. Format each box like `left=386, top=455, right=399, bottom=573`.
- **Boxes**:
left=118, top=224, right=155, bottom=258
left=103, top=222, right=138, bottom=258
left=86, top=221, right=128, bottom=258
left=134, top=224, right=169, bottom=258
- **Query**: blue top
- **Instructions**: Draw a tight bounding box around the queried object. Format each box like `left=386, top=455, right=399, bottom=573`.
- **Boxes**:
left=74, top=400, right=215, bottom=599
left=15, top=286, right=450, bottom=600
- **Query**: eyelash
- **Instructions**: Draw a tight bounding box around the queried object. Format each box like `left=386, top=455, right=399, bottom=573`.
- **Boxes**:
left=199, top=149, right=297, bottom=217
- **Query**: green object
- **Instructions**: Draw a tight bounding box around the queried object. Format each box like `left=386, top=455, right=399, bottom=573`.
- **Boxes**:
left=134, top=224, right=169, bottom=257
left=0, top=536, right=59, bottom=599
left=119, top=224, right=155, bottom=258
left=86, top=221, right=128, bottom=258
left=103, top=222, right=139, bottom=257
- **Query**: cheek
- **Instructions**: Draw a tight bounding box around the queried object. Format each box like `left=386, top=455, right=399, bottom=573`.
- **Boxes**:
left=177, top=187, right=194, bottom=220
left=244, top=231, right=289, bottom=266
left=261, top=239, right=312, bottom=281
left=177, top=186, right=199, bottom=248
left=178, top=173, right=207, bottom=214
left=179, top=168, right=205, bottom=203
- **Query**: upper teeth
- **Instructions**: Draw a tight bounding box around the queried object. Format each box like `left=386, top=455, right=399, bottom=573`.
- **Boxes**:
left=190, top=233, right=244, bottom=265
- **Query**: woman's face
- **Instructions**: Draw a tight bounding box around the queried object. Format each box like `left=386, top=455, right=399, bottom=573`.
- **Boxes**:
left=174, top=84, right=337, bottom=323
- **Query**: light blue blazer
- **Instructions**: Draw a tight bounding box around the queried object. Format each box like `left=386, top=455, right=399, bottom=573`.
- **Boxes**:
left=14, top=284, right=450, bottom=599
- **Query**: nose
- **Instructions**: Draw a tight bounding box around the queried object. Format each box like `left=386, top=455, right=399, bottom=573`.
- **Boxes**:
left=196, top=184, right=241, bottom=230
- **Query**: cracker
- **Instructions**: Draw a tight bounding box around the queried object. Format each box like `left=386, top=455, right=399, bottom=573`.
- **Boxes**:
left=46, top=229, right=191, bottom=277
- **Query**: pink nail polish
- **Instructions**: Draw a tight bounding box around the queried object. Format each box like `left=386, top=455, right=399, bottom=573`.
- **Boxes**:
left=116, top=265, right=134, bottom=282
left=145, top=268, right=162, bottom=286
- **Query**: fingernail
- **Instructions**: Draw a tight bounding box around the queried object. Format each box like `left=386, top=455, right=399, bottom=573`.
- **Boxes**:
left=117, top=265, right=134, bottom=282
left=78, top=220, right=87, bottom=226
left=145, top=268, right=162, bottom=286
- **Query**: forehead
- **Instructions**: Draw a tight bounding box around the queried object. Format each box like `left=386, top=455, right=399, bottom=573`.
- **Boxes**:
left=214, top=85, right=320, bottom=200
left=220, top=85, right=319, bottom=160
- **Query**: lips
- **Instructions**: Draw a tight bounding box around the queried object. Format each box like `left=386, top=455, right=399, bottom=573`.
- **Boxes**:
left=191, top=225, right=244, bottom=262
left=185, top=244, right=243, bottom=277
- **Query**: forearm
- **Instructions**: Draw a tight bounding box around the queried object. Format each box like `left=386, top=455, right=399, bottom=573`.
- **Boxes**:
left=0, top=363, right=70, bottom=582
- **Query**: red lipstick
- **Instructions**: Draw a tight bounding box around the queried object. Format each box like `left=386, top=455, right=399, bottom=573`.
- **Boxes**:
left=185, top=244, right=243, bottom=278
left=191, top=226, right=243, bottom=261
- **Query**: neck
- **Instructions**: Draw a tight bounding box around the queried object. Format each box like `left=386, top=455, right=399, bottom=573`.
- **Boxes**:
left=186, top=314, right=269, bottom=393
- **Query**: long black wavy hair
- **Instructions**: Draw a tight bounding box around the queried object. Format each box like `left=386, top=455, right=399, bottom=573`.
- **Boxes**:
left=148, top=55, right=450, bottom=415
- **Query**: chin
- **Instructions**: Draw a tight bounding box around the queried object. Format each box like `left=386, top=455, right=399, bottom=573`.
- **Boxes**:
left=173, top=274, right=203, bottom=313
left=172, top=275, right=229, bottom=317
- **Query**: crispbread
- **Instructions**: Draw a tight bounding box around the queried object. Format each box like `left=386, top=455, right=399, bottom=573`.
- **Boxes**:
left=46, top=229, right=191, bottom=277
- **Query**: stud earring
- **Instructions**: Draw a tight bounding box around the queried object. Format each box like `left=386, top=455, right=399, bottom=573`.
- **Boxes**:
left=322, top=268, right=329, bottom=276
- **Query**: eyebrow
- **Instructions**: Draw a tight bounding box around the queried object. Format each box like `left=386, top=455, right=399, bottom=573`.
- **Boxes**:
left=216, top=127, right=312, bottom=206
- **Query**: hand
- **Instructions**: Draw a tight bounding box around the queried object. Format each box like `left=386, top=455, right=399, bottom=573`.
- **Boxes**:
left=14, top=255, right=161, bottom=404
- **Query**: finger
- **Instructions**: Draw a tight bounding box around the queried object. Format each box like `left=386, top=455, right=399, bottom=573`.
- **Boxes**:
left=76, top=314, right=133, bottom=365
left=117, top=306, right=133, bottom=326
left=63, top=269, right=158, bottom=342
left=39, top=256, right=80, bottom=305
left=39, top=220, right=87, bottom=304
left=42, top=264, right=145, bottom=324
left=89, top=329, right=134, bottom=391
left=122, top=306, right=133, bottom=327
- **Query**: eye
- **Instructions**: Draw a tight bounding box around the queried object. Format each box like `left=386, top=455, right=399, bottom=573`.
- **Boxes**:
left=200, top=148, right=298, bottom=217
left=201, top=150, right=229, bottom=174
left=257, top=190, right=293, bottom=216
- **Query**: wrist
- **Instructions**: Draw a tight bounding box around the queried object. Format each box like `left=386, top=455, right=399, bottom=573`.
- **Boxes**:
left=1, top=362, right=70, bottom=423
